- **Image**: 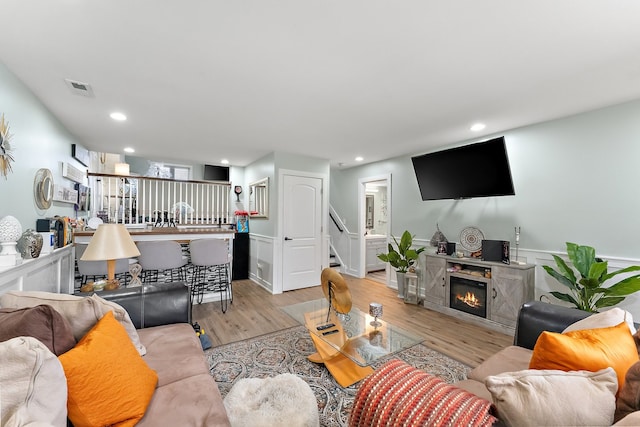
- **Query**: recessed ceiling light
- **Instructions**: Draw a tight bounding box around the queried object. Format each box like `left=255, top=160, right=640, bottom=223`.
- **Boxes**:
left=470, top=123, right=486, bottom=132
left=124, top=147, right=135, bottom=153
left=355, top=156, right=364, bottom=162
left=110, top=112, right=127, bottom=121
left=221, top=159, right=229, bottom=165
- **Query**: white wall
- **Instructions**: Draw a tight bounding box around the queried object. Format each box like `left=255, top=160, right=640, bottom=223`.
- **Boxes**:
left=0, top=62, right=78, bottom=229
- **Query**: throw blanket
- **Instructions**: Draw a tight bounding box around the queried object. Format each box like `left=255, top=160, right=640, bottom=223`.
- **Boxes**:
left=349, top=359, right=497, bottom=427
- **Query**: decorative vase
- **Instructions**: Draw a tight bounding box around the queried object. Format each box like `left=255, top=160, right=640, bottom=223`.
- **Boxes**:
left=17, top=229, right=43, bottom=259
left=0, top=215, right=23, bottom=266
left=396, top=271, right=406, bottom=299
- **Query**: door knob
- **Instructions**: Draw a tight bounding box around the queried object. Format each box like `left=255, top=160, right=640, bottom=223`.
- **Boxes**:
left=284, top=237, right=293, bottom=241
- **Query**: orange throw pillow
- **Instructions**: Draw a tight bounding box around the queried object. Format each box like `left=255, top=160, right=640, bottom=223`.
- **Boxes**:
left=58, top=311, right=158, bottom=427
left=530, top=321, right=639, bottom=392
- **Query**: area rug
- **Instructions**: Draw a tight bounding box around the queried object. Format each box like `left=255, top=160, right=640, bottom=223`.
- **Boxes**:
left=205, top=325, right=470, bottom=427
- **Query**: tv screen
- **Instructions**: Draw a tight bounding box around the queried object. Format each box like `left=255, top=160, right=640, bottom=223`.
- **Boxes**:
left=411, top=136, right=515, bottom=201
left=203, top=164, right=230, bottom=182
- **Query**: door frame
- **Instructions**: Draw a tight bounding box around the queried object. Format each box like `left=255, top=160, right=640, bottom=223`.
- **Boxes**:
left=274, top=168, right=329, bottom=294
left=358, top=173, right=392, bottom=279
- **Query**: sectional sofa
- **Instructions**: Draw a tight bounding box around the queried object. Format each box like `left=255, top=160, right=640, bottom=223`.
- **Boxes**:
left=0, top=282, right=230, bottom=426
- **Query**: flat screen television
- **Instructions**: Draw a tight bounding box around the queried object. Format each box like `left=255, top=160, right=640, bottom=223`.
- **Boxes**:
left=203, top=164, right=230, bottom=182
left=411, top=136, right=515, bottom=201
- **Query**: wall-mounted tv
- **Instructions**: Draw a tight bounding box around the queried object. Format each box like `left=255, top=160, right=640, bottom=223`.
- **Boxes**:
left=203, top=164, right=230, bottom=182
left=411, top=136, right=515, bottom=201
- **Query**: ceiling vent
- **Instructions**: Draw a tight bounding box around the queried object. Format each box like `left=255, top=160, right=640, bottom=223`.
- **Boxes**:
left=64, top=79, right=95, bottom=97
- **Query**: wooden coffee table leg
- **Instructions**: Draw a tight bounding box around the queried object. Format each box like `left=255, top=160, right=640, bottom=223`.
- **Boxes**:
left=308, top=333, right=374, bottom=387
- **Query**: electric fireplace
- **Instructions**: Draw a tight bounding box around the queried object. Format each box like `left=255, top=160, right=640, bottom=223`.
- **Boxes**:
left=449, top=276, right=487, bottom=318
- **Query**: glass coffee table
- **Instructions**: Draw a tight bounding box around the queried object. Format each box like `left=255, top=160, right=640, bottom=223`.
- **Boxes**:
left=283, top=299, right=422, bottom=385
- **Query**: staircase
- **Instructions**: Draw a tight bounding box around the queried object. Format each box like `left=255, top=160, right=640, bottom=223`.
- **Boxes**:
left=329, top=252, right=340, bottom=268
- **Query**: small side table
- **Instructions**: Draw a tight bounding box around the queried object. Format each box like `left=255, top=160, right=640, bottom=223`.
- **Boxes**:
left=404, top=272, right=421, bottom=305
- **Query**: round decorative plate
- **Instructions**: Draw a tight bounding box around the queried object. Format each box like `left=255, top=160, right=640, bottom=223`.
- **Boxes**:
left=459, top=226, right=484, bottom=252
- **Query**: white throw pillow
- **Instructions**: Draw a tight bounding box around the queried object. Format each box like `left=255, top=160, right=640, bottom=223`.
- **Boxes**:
left=563, top=307, right=636, bottom=335
left=485, top=368, right=617, bottom=427
left=0, top=290, right=146, bottom=356
left=0, top=337, right=67, bottom=427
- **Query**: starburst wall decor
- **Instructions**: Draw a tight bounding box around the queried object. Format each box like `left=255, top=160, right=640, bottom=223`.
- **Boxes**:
left=0, top=114, right=15, bottom=179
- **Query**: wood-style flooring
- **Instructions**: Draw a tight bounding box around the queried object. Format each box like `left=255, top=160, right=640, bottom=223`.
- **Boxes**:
left=192, top=275, right=513, bottom=367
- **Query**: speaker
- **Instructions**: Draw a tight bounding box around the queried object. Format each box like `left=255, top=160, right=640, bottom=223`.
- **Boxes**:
left=482, top=240, right=510, bottom=264
left=446, top=242, right=456, bottom=255
left=36, top=218, right=54, bottom=232
left=232, top=232, right=249, bottom=280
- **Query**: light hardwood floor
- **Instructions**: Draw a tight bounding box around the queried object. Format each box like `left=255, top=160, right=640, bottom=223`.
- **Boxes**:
left=192, top=275, right=513, bottom=367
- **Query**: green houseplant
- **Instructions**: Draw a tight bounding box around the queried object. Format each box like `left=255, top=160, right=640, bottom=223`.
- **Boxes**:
left=377, top=231, right=425, bottom=298
left=543, top=242, right=640, bottom=312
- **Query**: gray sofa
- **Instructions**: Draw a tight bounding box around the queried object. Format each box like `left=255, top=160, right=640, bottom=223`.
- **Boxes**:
left=455, top=301, right=640, bottom=426
left=85, top=282, right=231, bottom=426
left=0, top=282, right=230, bottom=426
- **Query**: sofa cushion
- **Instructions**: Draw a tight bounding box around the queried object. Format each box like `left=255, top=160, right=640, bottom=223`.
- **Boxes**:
left=59, top=311, right=158, bottom=427
left=0, top=290, right=146, bottom=356
left=529, top=321, right=639, bottom=392
left=563, top=307, right=636, bottom=335
left=486, top=367, right=617, bottom=427
left=349, top=359, right=497, bottom=426
left=0, top=336, right=68, bottom=427
left=467, top=345, right=532, bottom=382
left=137, top=372, right=231, bottom=427
left=454, top=379, right=493, bottom=401
left=615, top=361, right=640, bottom=423
left=0, top=305, right=76, bottom=356
left=137, top=323, right=210, bottom=387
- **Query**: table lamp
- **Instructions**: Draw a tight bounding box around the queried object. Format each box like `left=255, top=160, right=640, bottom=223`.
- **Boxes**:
left=80, top=224, right=140, bottom=287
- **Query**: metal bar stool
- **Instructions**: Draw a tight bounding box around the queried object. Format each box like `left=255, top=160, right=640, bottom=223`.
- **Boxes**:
left=76, top=244, right=131, bottom=286
left=189, top=238, right=232, bottom=312
left=137, top=240, right=187, bottom=283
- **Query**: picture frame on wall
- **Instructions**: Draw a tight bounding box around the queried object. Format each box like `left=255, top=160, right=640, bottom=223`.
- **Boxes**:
left=72, top=143, right=90, bottom=167
left=75, top=183, right=90, bottom=212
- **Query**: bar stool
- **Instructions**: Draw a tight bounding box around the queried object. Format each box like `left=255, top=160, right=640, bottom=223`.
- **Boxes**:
left=75, top=244, right=130, bottom=286
left=137, top=240, right=188, bottom=283
left=189, top=238, right=231, bottom=311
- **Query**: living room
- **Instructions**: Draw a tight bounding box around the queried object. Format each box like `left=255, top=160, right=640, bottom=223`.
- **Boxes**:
left=2, top=2, right=640, bottom=425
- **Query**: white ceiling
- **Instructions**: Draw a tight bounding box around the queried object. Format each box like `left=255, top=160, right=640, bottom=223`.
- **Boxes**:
left=2, top=1, right=640, bottom=168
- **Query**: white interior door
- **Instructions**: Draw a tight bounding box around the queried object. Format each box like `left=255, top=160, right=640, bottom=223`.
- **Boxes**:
left=282, top=174, right=323, bottom=291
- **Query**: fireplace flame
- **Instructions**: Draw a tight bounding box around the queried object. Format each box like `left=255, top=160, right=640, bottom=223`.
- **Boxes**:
left=456, top=291, right=483, bottom=309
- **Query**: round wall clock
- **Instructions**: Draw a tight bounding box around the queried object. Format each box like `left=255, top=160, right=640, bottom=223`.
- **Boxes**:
left=0, top=113, right=15, bottom=178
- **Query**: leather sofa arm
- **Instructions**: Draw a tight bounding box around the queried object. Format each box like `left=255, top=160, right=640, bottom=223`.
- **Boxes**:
left=514, top=301, right=591, bottom=350
left=83, top=282, right=191, bottom=329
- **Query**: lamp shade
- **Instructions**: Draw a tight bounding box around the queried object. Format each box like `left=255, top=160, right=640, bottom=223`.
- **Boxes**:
left=114, top=163, right=130, bottom=175
left=80, top=224, right=140, bottom=261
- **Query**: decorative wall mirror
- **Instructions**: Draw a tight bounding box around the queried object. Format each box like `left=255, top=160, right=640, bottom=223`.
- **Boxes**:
left=34, top=168, right=53, bottom=209
left=249, top=177, right=268, bottom=218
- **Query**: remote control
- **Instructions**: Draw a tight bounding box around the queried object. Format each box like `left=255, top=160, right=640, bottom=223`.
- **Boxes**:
left=322, top=329, right=339, bottom=336
left=316, top=323, right=335, bottom=331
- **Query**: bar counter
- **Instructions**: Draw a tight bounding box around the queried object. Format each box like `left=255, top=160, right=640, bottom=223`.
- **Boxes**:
left=73, top=226, right=236, bottom=244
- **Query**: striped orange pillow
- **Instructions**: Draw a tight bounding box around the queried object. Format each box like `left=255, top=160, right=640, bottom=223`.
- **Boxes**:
left=530, top=321, right=639, bottom=392
left=59, top=311, right=158, bottom=427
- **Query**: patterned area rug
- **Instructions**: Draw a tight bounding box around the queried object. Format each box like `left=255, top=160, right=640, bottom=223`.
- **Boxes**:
left=205, top=325, right=470, bottom=427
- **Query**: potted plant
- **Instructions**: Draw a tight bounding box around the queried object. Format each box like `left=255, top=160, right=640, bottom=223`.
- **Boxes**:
left=377, top=230, right=425, bottom=298
left=543, top=242, right=640, bottom=312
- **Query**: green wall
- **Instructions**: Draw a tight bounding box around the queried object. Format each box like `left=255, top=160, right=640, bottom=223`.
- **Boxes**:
left=0, top=62, right=78, bottom=229
left=331, top=99, right=640, bottom=259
